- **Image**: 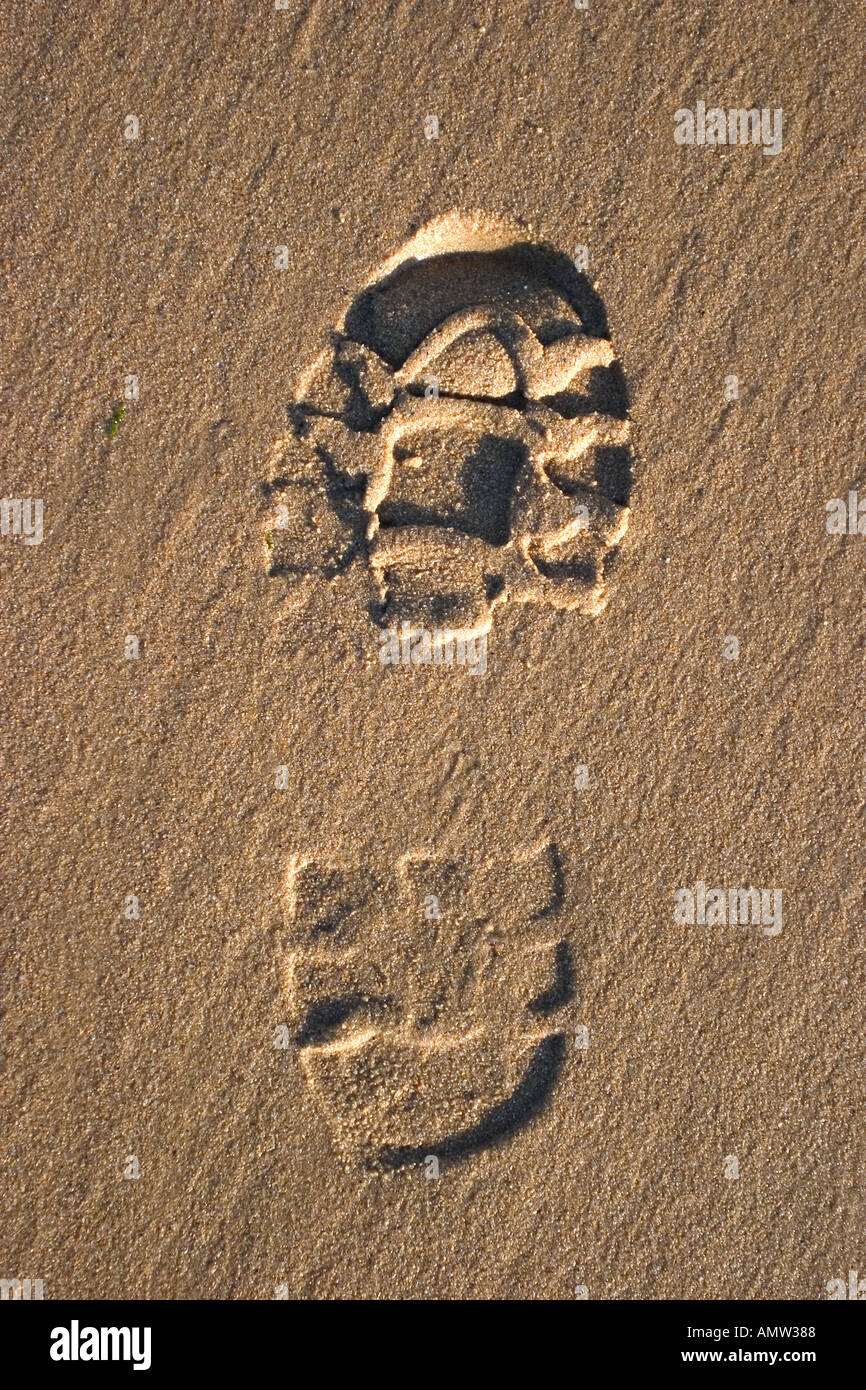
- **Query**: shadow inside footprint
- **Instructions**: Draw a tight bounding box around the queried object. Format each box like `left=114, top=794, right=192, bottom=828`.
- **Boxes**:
left=375, top=1033, right=568, bottom=1170
left=295, top=994, right=394, bottom=1047
left=344, top=244, right=612, bottom=366
left=378, top=435, right=526, bottom=546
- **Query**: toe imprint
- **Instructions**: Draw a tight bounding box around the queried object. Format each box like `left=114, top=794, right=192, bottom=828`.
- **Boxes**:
left=263, top=212, right=636, bottom=633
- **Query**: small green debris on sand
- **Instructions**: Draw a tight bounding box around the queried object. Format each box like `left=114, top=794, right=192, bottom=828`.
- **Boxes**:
left=106, top=401, right=125, bottom=438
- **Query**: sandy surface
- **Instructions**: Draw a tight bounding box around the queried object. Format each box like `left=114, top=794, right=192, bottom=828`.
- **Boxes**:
left=1, top=0, right=863, bottom=1299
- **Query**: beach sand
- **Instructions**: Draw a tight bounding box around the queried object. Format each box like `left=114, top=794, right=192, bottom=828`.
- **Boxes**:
left=1, top=0, right=863, bottom=1298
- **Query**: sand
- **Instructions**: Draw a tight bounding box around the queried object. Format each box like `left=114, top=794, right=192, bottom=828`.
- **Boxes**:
left=1, top=0, right=863, bottom=1299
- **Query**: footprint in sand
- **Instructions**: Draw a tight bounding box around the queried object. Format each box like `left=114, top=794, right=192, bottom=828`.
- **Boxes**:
left=262, top=212, right=635, bottom=634
left=282, top=842, right=574, bottom=1170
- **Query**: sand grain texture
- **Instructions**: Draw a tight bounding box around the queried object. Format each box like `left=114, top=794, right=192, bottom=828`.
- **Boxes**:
left=1, top=0, right=863, bottom=1299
